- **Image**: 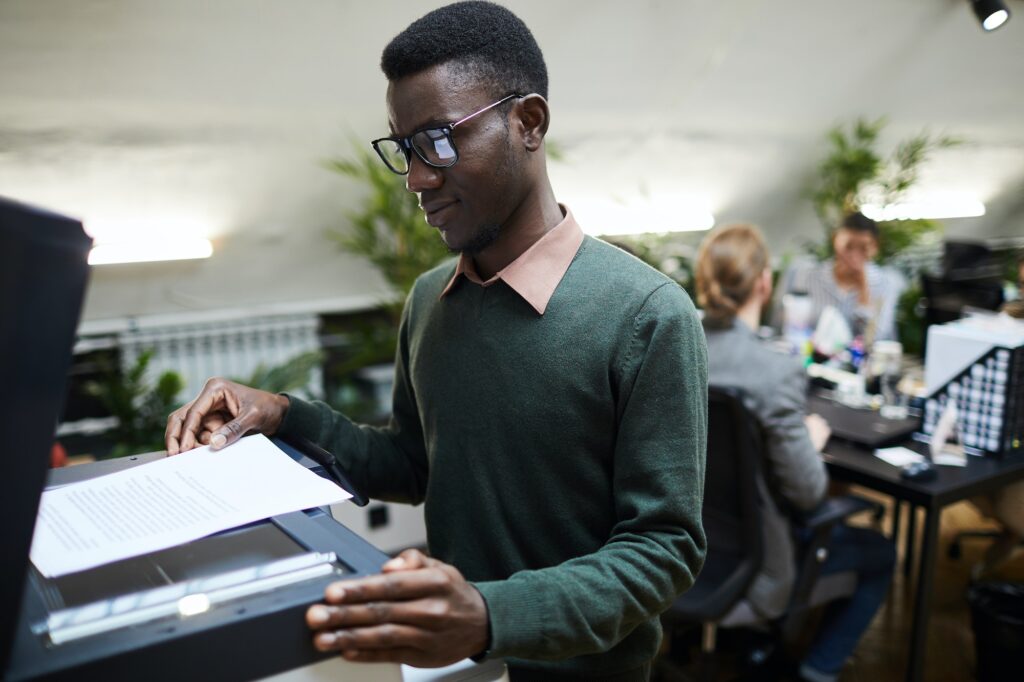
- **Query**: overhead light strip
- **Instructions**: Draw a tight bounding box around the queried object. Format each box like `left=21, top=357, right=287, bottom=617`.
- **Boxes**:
left=861, top=198, right=986, bottom=221
left=88, top=238, right=214, bottom=265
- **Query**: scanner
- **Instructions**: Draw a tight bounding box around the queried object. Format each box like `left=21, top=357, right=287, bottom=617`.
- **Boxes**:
left=0, top=198, right=391, bottom=681
left=7, top=438, right=389, bottom=682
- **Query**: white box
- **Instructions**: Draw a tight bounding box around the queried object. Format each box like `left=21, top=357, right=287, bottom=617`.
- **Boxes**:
left=923, top=317, right=1024, bottom=456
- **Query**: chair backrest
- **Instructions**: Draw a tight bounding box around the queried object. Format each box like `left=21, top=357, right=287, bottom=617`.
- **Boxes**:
left=665, top=385, right=767, bottom=625
left=677, top=386, right=864, bottom=642
left=704, top=385, right=764, bottom=570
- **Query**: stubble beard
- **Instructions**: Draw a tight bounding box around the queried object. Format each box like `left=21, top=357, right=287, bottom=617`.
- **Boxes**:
left=454, top=222, right=502, bottom=255
left=451, top=125, right=519, bottom=256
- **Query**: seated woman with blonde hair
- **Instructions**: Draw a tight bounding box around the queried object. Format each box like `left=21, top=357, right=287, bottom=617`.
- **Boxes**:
left=696, top=224, right=895, bottom=682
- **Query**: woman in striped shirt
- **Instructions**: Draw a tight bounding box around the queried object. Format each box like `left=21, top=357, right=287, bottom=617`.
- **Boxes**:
left=774, top=212, right=907, bottom=345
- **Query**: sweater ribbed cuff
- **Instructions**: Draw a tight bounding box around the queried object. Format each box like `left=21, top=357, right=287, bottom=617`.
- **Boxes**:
left=469, top=584, right=493, bottom=662
left=276, top=393, right=322, bottom=440
left=472, top=579, right=545, bottom=659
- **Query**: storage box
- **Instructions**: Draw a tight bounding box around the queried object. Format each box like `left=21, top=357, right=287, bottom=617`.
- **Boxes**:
left=922, top=317, right=1024, bottom=456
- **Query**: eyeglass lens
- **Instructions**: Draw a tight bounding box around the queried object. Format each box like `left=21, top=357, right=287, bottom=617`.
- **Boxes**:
left=416, top=129, right=457, bottom=165
left=375, top=129, right=458, bottom=174
left=375, top=140, right=410, bottom=174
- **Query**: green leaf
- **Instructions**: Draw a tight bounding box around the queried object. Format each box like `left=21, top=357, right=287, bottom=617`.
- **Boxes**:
left=232, top=350, right=325, bottom=395
left=322, top=142, right=454, bottom=362
left=85, top=349, right=186, bottom=458
left=806, top=118, right=958, bottom=264
left=895, top=283, right=926, bottom=357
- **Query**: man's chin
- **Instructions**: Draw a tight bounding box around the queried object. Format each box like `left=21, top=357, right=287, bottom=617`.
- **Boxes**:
left=438, top=227, right=501, bottom=256
left=436, top=227, right=462, bottom=252
left=439, top=233, right=460, bottom=254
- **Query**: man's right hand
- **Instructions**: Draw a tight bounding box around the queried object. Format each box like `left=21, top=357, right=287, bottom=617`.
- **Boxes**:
left=165, top=378, right=290, bottom=455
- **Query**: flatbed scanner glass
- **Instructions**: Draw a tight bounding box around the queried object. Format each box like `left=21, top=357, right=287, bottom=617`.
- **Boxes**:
left=35, top=522, right=312, bottom=612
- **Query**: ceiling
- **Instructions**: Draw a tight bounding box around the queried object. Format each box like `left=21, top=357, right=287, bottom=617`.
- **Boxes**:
left=1, top=0, right=1022, bottom=325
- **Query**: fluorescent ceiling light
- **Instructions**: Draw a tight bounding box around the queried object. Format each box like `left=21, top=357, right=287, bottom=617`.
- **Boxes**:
left=88, top=237, right=214, bottom=265
left=573, top=196, right=715, bottom=237
left=860, top=198, right=986, bottom=221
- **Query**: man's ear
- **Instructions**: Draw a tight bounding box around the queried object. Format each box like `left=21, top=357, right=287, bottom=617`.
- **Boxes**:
left=515, top=94, right=549, bottom=152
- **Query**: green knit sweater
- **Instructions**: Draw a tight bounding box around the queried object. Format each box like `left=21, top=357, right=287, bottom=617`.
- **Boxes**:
left=280, top=236, right=707, bottom=678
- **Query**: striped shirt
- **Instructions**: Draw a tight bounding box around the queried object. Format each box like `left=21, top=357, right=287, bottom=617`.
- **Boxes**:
left=773, top=258, right=907, bottom=343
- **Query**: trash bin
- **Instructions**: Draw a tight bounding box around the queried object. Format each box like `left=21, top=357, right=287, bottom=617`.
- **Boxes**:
left=968, top=582, right=1024, bottom=682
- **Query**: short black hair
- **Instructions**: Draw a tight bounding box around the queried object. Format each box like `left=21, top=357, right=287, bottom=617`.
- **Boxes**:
left=839, top=211, right=879, bottom=239
left=380, top=1, right=548, bottom=100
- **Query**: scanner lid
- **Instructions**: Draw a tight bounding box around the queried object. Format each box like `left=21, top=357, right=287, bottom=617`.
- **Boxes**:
left=0, top=197, right=92, bottom=675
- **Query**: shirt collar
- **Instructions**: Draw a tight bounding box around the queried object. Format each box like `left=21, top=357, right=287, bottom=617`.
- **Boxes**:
left=439, top=205, right=584, bottom=315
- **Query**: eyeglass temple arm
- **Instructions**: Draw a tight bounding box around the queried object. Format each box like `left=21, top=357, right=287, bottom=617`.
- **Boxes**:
left=450, top=94, right=522, bottom=130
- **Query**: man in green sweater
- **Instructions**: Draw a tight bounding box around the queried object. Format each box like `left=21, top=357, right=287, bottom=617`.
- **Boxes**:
left=165, top=2, right=707, bottom=679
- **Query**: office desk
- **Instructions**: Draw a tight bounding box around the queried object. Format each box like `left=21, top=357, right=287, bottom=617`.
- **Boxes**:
left=822, top=439, right=1024, bottom=682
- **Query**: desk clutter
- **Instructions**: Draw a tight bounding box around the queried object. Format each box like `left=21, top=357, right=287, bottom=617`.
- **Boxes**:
left=922, top=316, right=1024, bottom=457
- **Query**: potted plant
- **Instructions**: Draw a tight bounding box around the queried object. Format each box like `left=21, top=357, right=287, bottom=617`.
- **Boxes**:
left=805, top=118, right=960, bottom=355
left=323, top=146, right=451, bottom=418
left=84, top=350, right=185, bottom=458
left=808, top=117, right=959, bottom=262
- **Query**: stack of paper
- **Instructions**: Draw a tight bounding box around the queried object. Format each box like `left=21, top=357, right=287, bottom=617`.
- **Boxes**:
left=30, top=435, right=351, bottom=578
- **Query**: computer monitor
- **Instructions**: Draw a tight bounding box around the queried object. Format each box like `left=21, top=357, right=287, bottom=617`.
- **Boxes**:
left=943, top=240, right=1003, bottom=279
left=920, top=241, right=1007, bottom=355
left=0, top=197, right=91, bottom=674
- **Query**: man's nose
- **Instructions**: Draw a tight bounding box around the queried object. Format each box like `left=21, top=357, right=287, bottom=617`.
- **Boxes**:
left=406, top=155, right=443, bottom=193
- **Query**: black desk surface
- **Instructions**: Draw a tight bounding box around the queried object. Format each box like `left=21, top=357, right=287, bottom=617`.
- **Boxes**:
left=822, top=437, right=1024, bottom=507
left=808, top=393, right=920, bottom=448
left=818, top=398, right=1024, bottom=682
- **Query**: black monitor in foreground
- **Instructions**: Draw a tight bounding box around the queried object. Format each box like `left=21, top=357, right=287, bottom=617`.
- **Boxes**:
left=0, top=197, right=92, bottom=673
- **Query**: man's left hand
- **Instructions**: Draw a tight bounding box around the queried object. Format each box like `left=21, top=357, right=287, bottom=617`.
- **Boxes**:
left=305, top=549, right=490, bottom=667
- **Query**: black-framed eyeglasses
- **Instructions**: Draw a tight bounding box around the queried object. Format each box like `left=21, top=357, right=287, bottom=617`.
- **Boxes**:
left=371, top=93, right=522, bottom=175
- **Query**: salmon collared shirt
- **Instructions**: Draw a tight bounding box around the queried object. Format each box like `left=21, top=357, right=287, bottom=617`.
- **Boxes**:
left=439, top=206, right=585, bottom=315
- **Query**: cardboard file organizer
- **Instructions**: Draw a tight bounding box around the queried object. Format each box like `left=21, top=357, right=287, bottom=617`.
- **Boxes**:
left=922, top=318, right=1024, bottom=457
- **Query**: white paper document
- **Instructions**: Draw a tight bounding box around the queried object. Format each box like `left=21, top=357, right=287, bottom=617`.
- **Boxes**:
left=929, top=400, right=959, bottom=460
left=933, top=451, right=969, bottom=467
left=875, top=445, right=968, bottom=468
left=875, top=446, right=925, bottom=467
left=30, top=434, right=351, bottom=577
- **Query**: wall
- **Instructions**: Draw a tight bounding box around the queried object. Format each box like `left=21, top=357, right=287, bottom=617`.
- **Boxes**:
left=2, top=0, right=1022, bottom=329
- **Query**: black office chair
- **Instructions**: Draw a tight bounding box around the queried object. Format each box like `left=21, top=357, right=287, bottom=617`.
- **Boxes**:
left=947, top=529, right=1022, bottom=560
left=664, top=387, right=763, bottom=664
left=948, top=487, right=1024, bottom=577
left=661, top=386, right=875, bottom=679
